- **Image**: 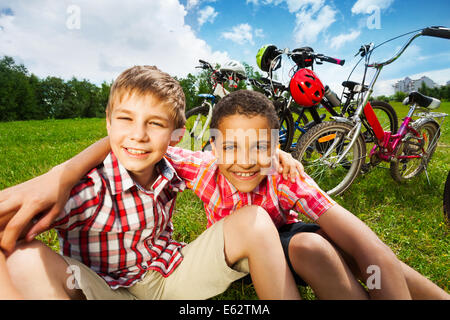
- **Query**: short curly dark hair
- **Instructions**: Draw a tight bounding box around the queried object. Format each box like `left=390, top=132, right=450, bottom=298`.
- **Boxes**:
left=210, top=90, right=280, bottom=131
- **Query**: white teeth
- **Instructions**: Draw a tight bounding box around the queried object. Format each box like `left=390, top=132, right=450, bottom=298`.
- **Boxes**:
left=235, top=172, right=256, bottom=177
left=127, top=148, right=147, bottom=154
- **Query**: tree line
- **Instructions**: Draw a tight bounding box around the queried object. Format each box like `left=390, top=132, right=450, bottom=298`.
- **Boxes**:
left=2, top=54, right=447, bottom=122
left=0, top=56, right=112, bottom=121
left=0, top=56, right=261, bottom=122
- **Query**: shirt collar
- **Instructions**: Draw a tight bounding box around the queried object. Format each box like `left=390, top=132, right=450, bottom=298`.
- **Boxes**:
left=103, top=152, right=184, bottom=195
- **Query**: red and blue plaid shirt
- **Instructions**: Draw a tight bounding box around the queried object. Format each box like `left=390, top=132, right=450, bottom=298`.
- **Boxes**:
left=52, top=152, right=186, bottom=289
left=165, top=147, right=336, bottom=229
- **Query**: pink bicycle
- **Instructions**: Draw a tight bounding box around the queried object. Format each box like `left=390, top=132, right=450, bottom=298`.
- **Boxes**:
left=293, top=26, right=449, bottom=195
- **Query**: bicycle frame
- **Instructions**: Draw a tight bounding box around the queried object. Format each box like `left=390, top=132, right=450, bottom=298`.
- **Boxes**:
left=191, top=98, right=214, bottom=144
left=334, top=28, right=445, bottom=165
left=370, top=103, right=421, bottom=162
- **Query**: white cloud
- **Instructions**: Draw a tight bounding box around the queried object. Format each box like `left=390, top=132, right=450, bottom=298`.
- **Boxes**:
left=330, top=30, right=361, bottom=49
left=351, top=0, right=394, bottom=14
left=293, top=5, right=336, bottom=45
left=246, top=0, right=323, bottom=13
left=285, top=0, right=324, bottom=13
left=245, top=0, right=336, bottom=45
left=222, top=23, right=254, bottom=45
left=255, top=28, right=264, bottom=38
left=0, top=0, right=230, bottom=84
left=186, top=0, right=201, bottom=10
left=197, top=5, right=218, bottom=27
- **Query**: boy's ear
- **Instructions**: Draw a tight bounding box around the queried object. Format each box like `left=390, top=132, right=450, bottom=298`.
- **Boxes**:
left=210, top=138, right=217, bottom=157
left=170, top=126, right=186, bottom=146
left=106, top=117, right=111, bottom=135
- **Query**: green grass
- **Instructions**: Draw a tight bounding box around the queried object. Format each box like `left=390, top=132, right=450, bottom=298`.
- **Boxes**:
left=0, top=102, right=448, bottom=299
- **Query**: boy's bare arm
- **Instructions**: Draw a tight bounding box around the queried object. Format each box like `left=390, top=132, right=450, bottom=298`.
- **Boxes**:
left=317, top=204, right=411, bottom=299
left=0, top=137, right=110, bottom=254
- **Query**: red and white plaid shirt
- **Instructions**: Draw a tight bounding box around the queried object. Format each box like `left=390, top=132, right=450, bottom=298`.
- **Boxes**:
left=165, top=146, right=336, bottom=228
left=52, top=152, right=186, bottom=289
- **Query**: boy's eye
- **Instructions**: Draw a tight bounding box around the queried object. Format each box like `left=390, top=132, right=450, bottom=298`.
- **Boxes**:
left=223, top=145, right=235, bottom=151
left=118, top=117, right=132, bottom=121
left=149, top=121, right=164, bottom=127
left=257, top=144, right=268, bottom=151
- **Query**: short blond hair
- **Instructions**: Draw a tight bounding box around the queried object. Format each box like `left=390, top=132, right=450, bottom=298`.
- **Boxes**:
left=106, top=65, right=186, bottom=129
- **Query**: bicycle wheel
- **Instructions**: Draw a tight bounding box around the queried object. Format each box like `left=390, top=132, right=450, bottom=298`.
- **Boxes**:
left=182, top=105, right=211, bottom=151
left=293, top=121, right=366, bottom=196
left=444, top=171, right=450, bottom=223
left=360, top=101, right=399, bottom=143
left=278, top=109, right=294, bottom=152
left=390, top=119, right=439, bottom=182
left=289, top=105, right=311, bottom=149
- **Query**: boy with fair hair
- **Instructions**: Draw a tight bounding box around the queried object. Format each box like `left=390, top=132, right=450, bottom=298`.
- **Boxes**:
left=0, top=66, right=302, bottom=299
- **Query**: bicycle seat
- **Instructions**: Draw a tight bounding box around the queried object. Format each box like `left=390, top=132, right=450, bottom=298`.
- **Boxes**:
left=260, top=77, right=286, bottom=91
left=197, top=93, right=216, bottom=102
left=403, top=91, right=441, bottom=109
left=341, top=81, right=368, bottom=93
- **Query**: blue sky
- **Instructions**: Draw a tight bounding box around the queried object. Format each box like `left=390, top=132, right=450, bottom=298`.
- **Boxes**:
left=0, top=0, right=449, bottom=95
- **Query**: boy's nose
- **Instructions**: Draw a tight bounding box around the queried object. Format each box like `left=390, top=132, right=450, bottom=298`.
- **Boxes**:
left=130, top=123, right=149, bottom=141
left=236, top=150, right=257, bottom=167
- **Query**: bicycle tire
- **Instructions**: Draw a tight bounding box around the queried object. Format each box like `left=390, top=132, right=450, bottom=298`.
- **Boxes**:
left=278, top=109, right=295, bottom=152
left=287, top=105, right=311, bottom=151
left=183, top=105, right=211, bottom=151
left=444, top=171, right=450, bottom=223
left=390, top=119, right=439, bottom=182
left=292, top=121, right=366, bottom=196
left=370, top=100, right=398, bottom=133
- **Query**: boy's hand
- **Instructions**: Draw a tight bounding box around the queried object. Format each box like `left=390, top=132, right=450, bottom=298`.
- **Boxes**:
left=275, top=149, right=305, bottom=182
left=0, top=165, right=70, bottom=254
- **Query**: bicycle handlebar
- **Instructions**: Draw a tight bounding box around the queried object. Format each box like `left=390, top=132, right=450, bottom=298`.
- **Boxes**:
left=277, top=48, right=345, bottom=67
left=315, top=54, right=345, bottom=66
left=197, top=59, right=213, bottom=70
left=422, top=26, right=450, bottom=39
left=367, top=26, right=449, bottom=68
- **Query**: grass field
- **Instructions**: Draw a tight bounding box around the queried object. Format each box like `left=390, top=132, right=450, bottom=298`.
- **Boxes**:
left=0, top=101, right=448, bottom=299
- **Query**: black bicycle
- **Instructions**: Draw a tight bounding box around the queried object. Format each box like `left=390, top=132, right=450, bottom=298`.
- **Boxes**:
left=255, top=46, right=398, bottom=153
left=444, top=171, right=450, bottom=223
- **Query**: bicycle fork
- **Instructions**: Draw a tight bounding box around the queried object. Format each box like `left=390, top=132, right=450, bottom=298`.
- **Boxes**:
left=332, top=101, right=383, bottom=167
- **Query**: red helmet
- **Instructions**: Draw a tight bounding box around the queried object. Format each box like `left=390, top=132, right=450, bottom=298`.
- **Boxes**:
left=289, top=68, right=324, bottom=107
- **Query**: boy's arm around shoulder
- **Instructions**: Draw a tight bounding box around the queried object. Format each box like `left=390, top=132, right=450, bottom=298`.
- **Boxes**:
left=0, top=137, right=109, bottom=254
left=165, top=146, right=216, bottom=187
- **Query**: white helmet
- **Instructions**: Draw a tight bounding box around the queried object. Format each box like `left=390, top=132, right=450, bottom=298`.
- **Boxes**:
left=220, top=60, right=247, bottom=80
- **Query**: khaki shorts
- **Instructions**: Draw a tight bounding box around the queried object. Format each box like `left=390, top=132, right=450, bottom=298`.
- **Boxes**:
left=62, top=219, right=249, bottom=300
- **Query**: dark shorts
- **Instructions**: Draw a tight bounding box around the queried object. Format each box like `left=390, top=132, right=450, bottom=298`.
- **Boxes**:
left=278, top=221, right=321, bottom=286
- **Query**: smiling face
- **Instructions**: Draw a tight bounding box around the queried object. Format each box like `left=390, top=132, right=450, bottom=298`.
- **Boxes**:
left=106, top=92, right=175, bottom=188
left=211, top=113, right=277, bottom=193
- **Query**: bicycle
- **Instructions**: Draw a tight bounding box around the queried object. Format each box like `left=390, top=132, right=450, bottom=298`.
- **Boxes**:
left=444, top=171, right=450, bottom=223
left=182, top=59, right=246, bottom=151
left=255, top=46, right=399, bottom=153
left=291, top=26, right=450, bottom=196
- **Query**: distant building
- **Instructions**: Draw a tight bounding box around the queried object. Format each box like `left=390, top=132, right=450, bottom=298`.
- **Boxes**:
left=393, top=76, right=438, bottom=93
